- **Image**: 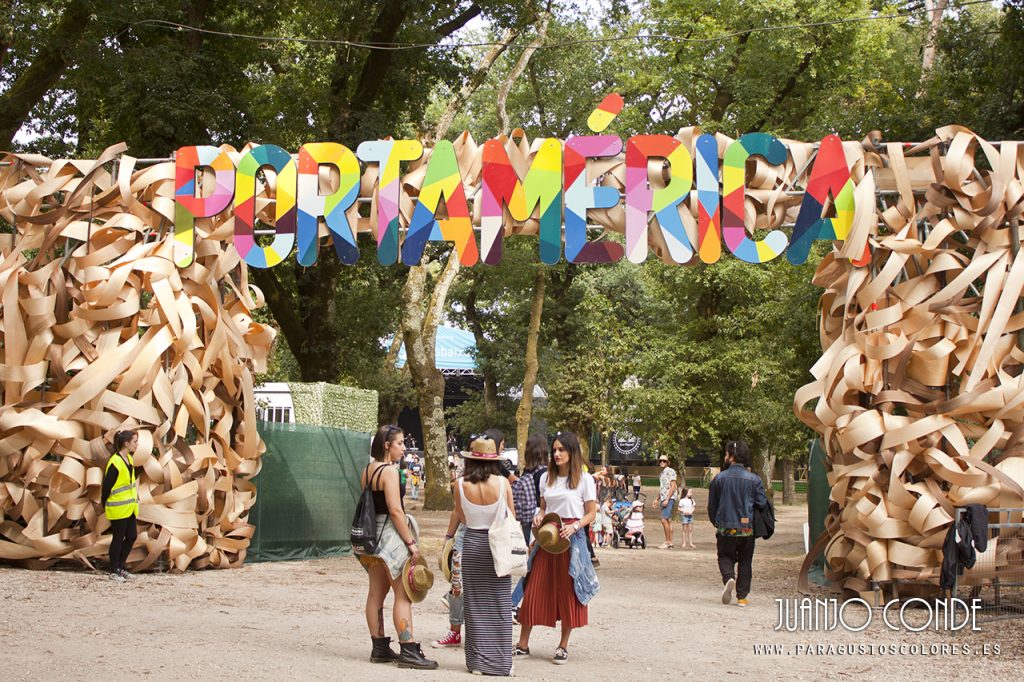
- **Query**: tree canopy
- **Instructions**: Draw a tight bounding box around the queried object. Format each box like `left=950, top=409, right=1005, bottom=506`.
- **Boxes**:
left=4, top=0, right=1020, bottom=475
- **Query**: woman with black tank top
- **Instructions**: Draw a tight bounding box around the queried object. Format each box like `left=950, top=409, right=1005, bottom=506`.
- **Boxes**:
left=355, top=424, right=437, bottom=669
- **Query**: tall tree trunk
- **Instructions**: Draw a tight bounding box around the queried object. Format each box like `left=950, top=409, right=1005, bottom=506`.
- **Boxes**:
left=782, top=458, right=795, bottom=505
left=917, top=0, right=949, bottom=99
left=515, top=268, right=545, bottom=450
left=399, top=25, right=525, bottom=509
left=921, top=0, right=949, bottom=75
left=678, top=433, right=688, bottom=486
left=757, top=448, right=776, bottom=501
left=0, top=0, right=94, bottom=147
left=251, top=0, right=415, bottom=382
left=463, top=281, right=498, bottom=417
left=601, top=431, right=610, bottom=467
left=433, top=27, right=520, bottom=142
left=496, top=12, right=550, bottom=134
left=402, top=252, right=461, bottom=510
left=708, top=32, right=749, bottom=123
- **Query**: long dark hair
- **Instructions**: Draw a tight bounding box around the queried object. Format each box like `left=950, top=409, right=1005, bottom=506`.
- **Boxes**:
left=547, top=431, right=584, bottom=490
left=371, top=424, right=403, bottom=462
left=484, top=428, right=505, bottom=450
left=524, top=434, right=547, bottom=470
left=464, top=458, right=503, bottom=483
left=113, top=430, right=136, bottom=453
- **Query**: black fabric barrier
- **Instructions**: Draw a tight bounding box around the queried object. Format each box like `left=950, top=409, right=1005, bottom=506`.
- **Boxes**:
left=247, top=421, right=368, bottom=562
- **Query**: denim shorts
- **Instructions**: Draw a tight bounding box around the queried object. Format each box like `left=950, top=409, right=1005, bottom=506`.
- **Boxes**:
left=660, top=498, right=676, bottom=519
left=680, top=514, right=693, bottom=525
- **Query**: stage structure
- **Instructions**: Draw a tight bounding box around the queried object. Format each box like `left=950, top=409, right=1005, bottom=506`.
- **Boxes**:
left=1, top=126, right=1023, bottom=583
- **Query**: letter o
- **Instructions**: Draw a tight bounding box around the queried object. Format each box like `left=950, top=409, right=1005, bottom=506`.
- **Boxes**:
left=900, top=598, right=933, bottom=632
left=838, top=598, right=872, bottom=632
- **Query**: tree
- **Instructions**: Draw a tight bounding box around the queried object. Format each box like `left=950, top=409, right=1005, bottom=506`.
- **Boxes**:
left=1, top=0, right=95, bottom=148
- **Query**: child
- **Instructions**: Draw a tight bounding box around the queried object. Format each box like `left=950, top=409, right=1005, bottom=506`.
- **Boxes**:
left=624, top=500, right=645, bottom=545
left=597, top=499, right=614, bottom=547
left=679, top=487, right=696, bottom=548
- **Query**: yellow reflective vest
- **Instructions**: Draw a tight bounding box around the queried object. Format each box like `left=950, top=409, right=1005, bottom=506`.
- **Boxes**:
left=104, top=453, right=138, bottom=520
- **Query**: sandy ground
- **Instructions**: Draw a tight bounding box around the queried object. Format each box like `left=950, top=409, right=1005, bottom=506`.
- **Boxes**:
left=2, top=486, right=1022, bottom=681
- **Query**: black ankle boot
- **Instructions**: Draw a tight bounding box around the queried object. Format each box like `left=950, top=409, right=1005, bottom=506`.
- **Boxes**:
left=370, top=636, right=399, bottom=663
left=397, top=642, right=438, bottom=670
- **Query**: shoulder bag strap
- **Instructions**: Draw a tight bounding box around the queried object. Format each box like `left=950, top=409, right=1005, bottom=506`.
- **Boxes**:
left=496, top=477, right=511, bottom=521
left=368, top=464, right=391, bottom=543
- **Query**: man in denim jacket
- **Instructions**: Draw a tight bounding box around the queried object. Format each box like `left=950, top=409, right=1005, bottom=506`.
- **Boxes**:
left=707, top=440, right=768, bottom=607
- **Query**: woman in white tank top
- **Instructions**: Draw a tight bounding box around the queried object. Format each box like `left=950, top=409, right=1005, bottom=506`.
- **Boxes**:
left=453, top=438, right=517, bottom=676
left=460, top=478, right=505, bottom=527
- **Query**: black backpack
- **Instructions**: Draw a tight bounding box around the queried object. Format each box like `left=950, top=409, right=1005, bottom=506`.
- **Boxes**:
left=350, top=464, right=389, bottom=553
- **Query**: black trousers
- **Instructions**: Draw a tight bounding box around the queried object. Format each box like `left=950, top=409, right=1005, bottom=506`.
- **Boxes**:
left=109, top=514, right=138, bottom=572
left=716, top=533, right=755, bottom=599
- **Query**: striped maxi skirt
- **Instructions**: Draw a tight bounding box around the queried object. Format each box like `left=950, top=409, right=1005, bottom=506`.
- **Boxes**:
left=462, top=528, right=513, bottom=676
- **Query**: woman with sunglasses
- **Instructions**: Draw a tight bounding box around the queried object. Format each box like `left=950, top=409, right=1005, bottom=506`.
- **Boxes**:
left=356, top=424, right=437, bottom=670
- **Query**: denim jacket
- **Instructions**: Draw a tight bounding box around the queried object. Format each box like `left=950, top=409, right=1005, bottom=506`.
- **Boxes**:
left=707, top=464, right=768, bottom=530
left=526, top=529, right=600, bottom=605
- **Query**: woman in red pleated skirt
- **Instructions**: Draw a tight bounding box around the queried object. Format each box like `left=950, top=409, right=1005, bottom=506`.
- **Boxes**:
left=515, top=432, right=598, bottom=666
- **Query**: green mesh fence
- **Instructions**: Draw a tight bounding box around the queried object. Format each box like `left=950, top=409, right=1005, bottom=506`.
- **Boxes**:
left=806, top=437, right=829, bottom=585
left=247, top=421, right=368, bottom=562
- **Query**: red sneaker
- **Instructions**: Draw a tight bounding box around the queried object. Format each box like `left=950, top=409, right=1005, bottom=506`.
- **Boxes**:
left=431, top=630, right=462, bottom=648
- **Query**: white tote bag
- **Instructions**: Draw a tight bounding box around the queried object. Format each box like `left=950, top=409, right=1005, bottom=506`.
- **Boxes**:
left=489, top=480, right=529, bottom=577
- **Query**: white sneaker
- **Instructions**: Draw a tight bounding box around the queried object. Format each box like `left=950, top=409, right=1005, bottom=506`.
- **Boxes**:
left=721, top=577, right=735, bottom=604
left=108, top=572, right=125, bottom=583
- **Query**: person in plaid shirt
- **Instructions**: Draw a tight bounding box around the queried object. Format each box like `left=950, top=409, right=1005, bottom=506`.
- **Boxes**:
left=510, top=434, right=548, bottom=621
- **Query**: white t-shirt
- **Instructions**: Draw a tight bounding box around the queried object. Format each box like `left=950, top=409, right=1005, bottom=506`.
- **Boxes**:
left=541, top=472, right=597, bottom=519
left=680, top=497, right=696, bottom=515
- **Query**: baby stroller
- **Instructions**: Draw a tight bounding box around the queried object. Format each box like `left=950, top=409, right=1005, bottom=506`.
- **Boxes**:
left=610, top=498, right=646, bottom=549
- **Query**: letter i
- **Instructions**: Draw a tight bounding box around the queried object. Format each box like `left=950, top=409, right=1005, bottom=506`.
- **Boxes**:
left=696, top=134, right=721, bottom=263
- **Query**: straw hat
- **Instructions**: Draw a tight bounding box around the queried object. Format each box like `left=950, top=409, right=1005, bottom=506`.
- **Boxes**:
left=402, top=554, right=434, bottom=603
left=438, top=536, right=456, bottom=583
left=535, top=512, right=570, bottom=554
left=461, top=437, right=500, bottom=461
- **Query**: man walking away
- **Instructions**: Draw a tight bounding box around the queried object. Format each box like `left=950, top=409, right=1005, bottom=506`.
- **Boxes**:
left=707, top=441, right=768, bottom=607
left=656, top=455, right=677, bottom=549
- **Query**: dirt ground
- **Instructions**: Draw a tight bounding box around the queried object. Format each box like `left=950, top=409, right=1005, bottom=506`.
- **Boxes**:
left=2, top=486, right=1021, bottom=681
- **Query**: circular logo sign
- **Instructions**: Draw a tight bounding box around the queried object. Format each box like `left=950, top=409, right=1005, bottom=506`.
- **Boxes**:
left=613, top=431, right=641, bottom=456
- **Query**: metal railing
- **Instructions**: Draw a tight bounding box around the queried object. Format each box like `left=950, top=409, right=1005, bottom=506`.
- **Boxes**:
left=951, top=507, right=1024, bottom=621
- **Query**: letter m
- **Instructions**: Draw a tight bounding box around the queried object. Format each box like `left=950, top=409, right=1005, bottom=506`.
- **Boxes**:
left=480, top=138, right=562, bottom=265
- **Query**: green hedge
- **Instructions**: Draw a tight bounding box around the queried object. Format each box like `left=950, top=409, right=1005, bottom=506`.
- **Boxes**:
left=287, top=382, right=378, bottom=433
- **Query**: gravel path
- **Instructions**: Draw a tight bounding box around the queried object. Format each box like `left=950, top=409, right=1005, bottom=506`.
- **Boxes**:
left=2, top=487, right=1020, bottom=680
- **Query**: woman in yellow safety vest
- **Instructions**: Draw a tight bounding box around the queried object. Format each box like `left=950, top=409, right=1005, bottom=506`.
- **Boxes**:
left=101, top=430, right=139, bottom=582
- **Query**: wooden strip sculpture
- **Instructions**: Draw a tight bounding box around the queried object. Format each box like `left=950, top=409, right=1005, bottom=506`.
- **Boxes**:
left=2, top=126, right=1023, bottom=583
left=794, top=127, right=1024, bottom=597
left=0, top=147, right=273, bottom=571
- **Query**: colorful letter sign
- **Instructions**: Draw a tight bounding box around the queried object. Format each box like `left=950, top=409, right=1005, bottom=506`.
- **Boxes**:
left=173, top=127, right=865, bottom=268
